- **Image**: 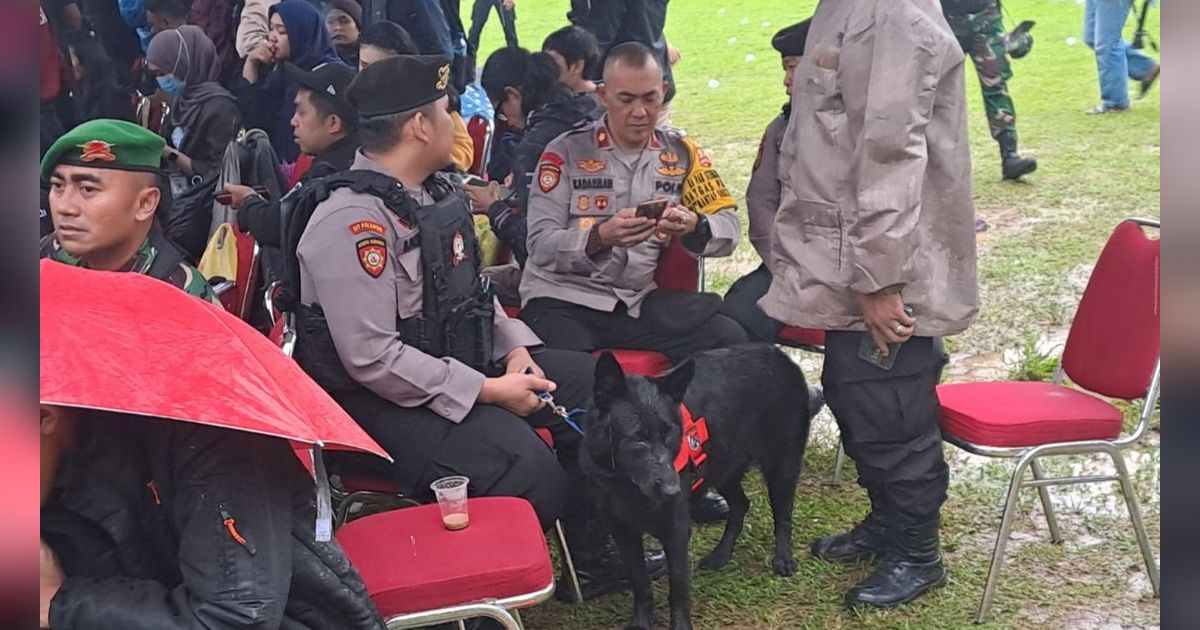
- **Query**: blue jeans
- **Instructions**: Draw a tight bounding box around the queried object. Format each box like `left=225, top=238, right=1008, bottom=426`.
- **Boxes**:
left=1083, top=0, right=1157, bottom=109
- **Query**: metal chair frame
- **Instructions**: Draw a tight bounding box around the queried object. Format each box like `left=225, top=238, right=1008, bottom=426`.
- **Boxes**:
left=380, top=581, right=555, bottom=630
left=944, top=217, right=1161, bottom=623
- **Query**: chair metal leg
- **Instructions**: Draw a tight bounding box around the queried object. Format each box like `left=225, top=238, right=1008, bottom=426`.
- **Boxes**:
left=833, top=441, right=847, bottom=483
left=554, top=519, right=584, bottom=604
left=513, top=609, right=525, bottom=630
left=455, top=621, right=466, bottom=630
left=1108, top=449, right=1160, bottom=597
left=1029, top=459, right=1064, bottom=544
left=977, top=452, right=1035, bottom=624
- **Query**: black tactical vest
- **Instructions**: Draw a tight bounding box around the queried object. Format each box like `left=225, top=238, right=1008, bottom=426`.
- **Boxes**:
left=283, top=170, right=495, bottom=394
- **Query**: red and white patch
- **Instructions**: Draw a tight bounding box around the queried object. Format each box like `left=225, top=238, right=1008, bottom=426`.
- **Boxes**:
left=348, top=220, right=386, bottom=235
left=594, top=195, right=610, bottom=211
left=356, top=238, right=387, bottom=278
left=538, top=163, right=561, bottom=193
left=697, top=147, right=713, bottom=168
left=451, top=231, right=468, bottom=266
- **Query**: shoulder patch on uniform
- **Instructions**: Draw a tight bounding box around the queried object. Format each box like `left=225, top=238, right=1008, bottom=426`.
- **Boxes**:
left=538, top=161, right=562, bottom=193
left=577, top=159, right=607, bottom=173
left=356, top=237, right=387, bottom=278
left=349, top=220, right=387, bottom=235
left=540, top=151, right=565, bottom=168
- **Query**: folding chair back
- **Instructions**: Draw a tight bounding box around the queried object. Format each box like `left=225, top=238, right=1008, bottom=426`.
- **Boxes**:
left=654, top=238, right=701, bottom=291
left=467, top=114, right=494, bottom=177
left=1061, top=219, right=1160, bottom=400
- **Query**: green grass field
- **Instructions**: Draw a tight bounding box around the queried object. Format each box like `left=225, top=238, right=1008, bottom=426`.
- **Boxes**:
left=467, top=1, right=1160, bottom=627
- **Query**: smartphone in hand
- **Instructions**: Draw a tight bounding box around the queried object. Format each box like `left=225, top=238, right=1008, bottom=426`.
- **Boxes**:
left=635, top=198, right=669, bottom=220
left=858, top=306, right=915, bottom=371
left=463, top=175, right=490, bottom=187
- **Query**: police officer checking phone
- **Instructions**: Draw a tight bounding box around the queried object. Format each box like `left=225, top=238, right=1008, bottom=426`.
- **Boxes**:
left=290, top=54, right=666, bottom=601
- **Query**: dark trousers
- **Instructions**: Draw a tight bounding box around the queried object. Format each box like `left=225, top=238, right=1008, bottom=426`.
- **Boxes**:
left=822, top=331, right=950, bottom=527
left=720, top=264, right=785, bottom=343
left=519, top=298, right=750, bottom=362
left=333, top=349, right=595, bottom=531
left=467, top=0, right=518, bottom=50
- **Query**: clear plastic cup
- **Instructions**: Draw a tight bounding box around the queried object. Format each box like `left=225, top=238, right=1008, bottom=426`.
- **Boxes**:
left=430, top=476, right=470, bottom=530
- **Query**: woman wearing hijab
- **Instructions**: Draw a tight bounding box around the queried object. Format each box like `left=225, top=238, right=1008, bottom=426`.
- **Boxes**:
left=147, top=25, right=241, bottom=179
left=237, top=0, right=344, bottom=163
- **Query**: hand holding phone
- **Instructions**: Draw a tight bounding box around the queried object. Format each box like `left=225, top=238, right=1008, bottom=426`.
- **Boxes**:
left=463, top=175, right=489, bottom=187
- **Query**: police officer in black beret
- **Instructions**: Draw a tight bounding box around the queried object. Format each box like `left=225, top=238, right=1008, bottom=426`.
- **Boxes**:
left=719, top=19, right=809, bottom=343
left=293, top=54, right=667, bottom=602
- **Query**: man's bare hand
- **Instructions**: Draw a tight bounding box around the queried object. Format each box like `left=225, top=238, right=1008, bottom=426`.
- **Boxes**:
left=222, top=184, right=260, bottom=210
left=655, top=204, right=697, bottom=238
left=480, top=373, right=554, bottom=417
left=464, top=181, right=500, bottom=214
left=858, top=292, right=916, bottom=355
left=597, top=208, right=657, bottom=248
left=502, top=0, right=515, bottom=9
left=504, top=347, right=544, bottom=378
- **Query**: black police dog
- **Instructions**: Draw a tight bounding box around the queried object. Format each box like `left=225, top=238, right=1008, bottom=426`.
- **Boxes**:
left=581, top=344, right=821, bottom=630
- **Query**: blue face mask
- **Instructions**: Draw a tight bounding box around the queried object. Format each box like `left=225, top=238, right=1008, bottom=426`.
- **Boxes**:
left=157, top=74, right=185, bottom=97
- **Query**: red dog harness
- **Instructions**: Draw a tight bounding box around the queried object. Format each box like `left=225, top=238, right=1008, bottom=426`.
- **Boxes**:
left=673, top=403, right=710, bottom=491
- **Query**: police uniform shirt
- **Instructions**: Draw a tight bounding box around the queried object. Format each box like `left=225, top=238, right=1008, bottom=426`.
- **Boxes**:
left=746, top=110, right=789, bottom=264
left=296, top=151, right=542, bottom=423
left=521, top=117, right=741, bottom=316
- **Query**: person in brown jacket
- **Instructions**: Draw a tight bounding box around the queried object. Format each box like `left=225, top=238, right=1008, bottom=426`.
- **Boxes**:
left=760, top=0, right=979, bottom=610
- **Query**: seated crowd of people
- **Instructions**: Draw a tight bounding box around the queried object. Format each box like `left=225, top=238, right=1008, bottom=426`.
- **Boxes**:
left=40, top=0, right=978, bottom=626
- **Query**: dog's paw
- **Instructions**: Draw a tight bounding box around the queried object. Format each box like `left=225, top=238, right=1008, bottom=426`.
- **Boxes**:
left=698, top=550, right=732, bottom=571
left=772, top=554, right=798, bottom=577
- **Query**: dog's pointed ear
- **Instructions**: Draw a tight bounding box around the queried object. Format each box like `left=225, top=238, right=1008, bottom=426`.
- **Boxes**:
left=594, top=351, right=626, bottom=407
left=656, top=359, right=695, bottom=402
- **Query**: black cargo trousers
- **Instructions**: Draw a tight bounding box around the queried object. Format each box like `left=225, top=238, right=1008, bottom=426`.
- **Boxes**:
left=822, top=331, right=951, bottom=528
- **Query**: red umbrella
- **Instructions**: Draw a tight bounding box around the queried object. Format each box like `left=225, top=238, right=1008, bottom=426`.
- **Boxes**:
left=38, top=259, right=387, bottom=460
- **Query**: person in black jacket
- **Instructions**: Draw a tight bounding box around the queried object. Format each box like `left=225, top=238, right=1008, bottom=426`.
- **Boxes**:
left=223, top=62, right=359, bottom=247
left=65, top=33, right=137, bottom=125
left=146, top=26, right=241, bottom=181
left=39, top=405, right=385, bottom=629
left=473, top=47, right=603, bottom=266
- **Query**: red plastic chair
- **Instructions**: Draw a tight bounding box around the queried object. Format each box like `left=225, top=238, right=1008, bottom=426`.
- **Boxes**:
left=936, top=218, right=1160, bottom=623
left=466, top=114, right=494, bottom=177
left=213, top=225, right=260, bottom=320
left=337, top=497, right=556, bottom=629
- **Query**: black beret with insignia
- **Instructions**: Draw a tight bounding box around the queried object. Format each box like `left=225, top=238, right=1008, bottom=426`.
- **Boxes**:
left=771, top=18, right=811, bottom=58
left=347, top=54, right=453, bottom=119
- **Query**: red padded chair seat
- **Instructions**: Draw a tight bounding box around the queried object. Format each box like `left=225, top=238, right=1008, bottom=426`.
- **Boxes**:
left=337, top=497, right=554, bottom=616
left=937, top=381, right=1124, bottom=448
left=598, top=349, right=672, bottom=376
left=778, top=326, right=826, bottom=348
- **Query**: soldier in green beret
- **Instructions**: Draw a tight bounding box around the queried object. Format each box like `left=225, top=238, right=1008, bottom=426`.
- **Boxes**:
left=39, top=119, right=217, bottom=302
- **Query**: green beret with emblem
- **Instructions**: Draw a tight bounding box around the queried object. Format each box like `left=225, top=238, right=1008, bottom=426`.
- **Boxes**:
left=40, top=119, right=166, bottom=181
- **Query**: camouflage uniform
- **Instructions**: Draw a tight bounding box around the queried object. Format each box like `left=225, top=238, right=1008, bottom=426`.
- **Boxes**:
left=42, top=230, right=219, bottom=303
left=941, top=0, right=1015, bottom=140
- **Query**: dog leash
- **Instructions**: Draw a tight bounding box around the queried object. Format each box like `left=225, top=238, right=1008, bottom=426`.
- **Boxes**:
left=525, top=367, right=586, bottom=435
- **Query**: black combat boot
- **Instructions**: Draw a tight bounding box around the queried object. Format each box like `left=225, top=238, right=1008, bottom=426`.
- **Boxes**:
left=690, top=487, right=730, bottom=524
left=555, top=530, right=667, bottom=602
left=844, top=519, right=947, bottom=609
left=810, top=511, right=889, bottom=564
left=998, top=130, right=1037, bottom=180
